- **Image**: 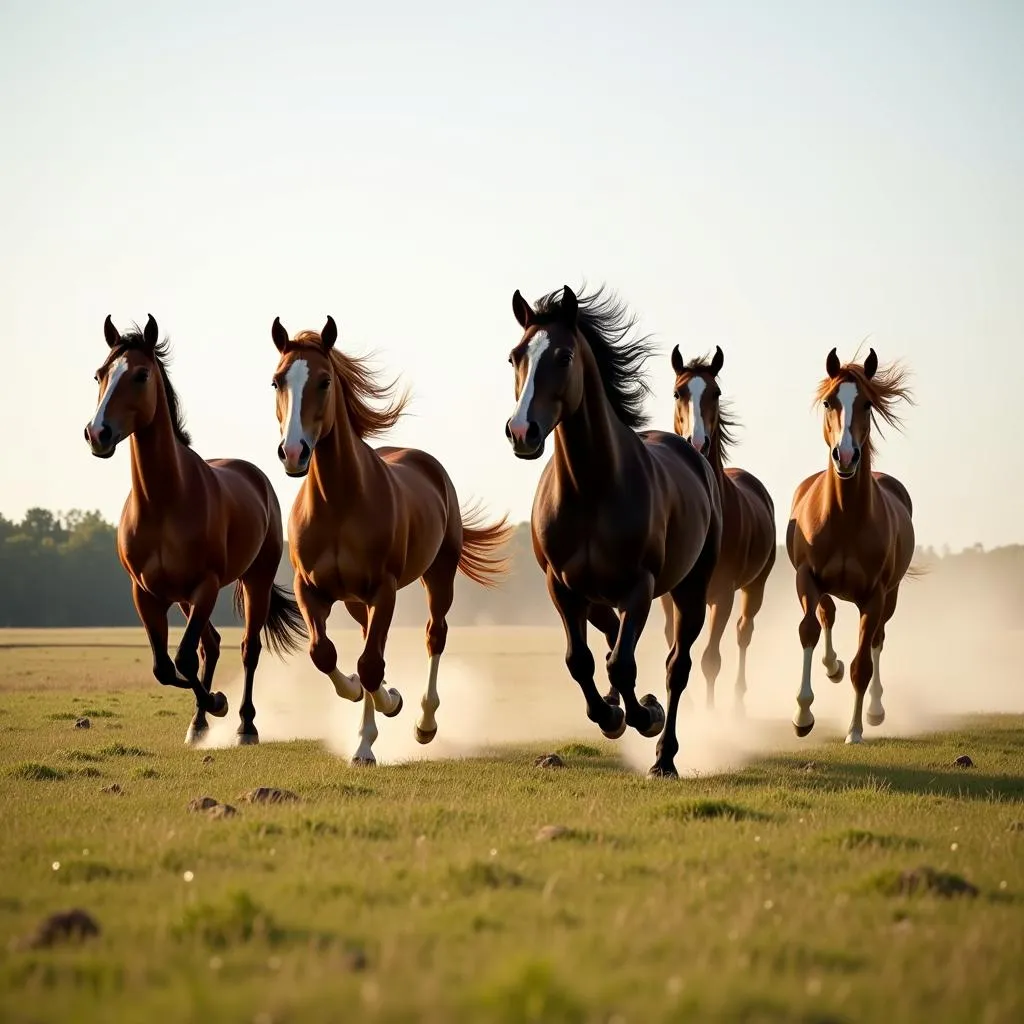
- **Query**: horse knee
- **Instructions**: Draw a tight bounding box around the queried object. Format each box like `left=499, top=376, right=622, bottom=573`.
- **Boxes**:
left=606, top=650, right=637, bottom=692
left=667, top=650, right=693, bottom=695
left=309, top=635, right=338, bottom=675
left=426, top=619, right=448, bottom=657
left=356, top=650, right=386, bottom=691
left=736, top=615, right=753, bottom=649
left=700, top=647, right=722, bottom=680
left=566, top=647, right=595, bottom=683
left=850, top=649, right=873, bottom=691
left=798, top=611, right=822, bottom=650
left=241, top=633, right=262, bottom=670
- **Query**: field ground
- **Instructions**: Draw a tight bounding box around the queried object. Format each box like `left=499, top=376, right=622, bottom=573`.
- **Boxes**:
left=1, top=627, right=1023, bottom=1023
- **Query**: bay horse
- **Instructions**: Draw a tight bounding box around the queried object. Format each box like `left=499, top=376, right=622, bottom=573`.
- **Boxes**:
left=653, top=346, right=777, bottom=714
left=504, top=285, right=722, bottom=778
left=85, top=315, right=306, bottom=745
left=269, top=316, right=512, bottom=765
left=787, top=347, right=915, bottom=744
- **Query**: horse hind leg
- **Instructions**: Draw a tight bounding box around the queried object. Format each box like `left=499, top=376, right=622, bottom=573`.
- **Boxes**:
left=586, top=603, right=621, bottom=707
left=866, top=589, right=899, bottom=729
left=701, top=588, right=734, bottom=712
left=817, top=595, right=844, bottom=683
left=734, top=569, right=768, bottom=717
left=234, top=579, right=273, bottom=746
left=847, top=591, right=885, bottom=744
left=793, top=564, right=823, bottom=737
left=179, top=603, right=223, bottom=746
left=416, top=550, right=458, bottom=745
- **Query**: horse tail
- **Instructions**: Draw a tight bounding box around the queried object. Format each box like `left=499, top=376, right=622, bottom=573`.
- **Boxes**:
left=233, top=581, right=308, bottom=657
left=457, top=502, right=513, bottom=588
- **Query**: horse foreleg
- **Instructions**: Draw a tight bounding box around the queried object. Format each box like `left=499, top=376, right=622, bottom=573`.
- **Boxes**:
left=701, top=588, right=734, bottom=712
left=847, top=590, right=885, bottom=744
left=586, top=603, right=621, bottom=707
left=174, top=574, right=229, bottom=727
left=866, top=589, right=899, bottom=729
left=417, top=557, right=457, bottom=745
left=606, top=574, right=665, bottom=738
left=817, top=595, right=844, bottom=682
left=547, top=572, right=624, bottom=738
left=793, top=564, right=823, bottom=737
left=296, top=576, right=359, bottom=702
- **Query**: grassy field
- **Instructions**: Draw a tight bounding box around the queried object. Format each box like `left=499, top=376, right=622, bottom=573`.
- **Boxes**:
left=0, top=629, right=1022, bottom=1023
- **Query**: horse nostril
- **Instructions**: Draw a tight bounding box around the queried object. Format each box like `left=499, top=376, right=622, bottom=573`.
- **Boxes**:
left=98, top=424, right=111, bottom=446
left=276, top=443, right=286, bottom=462
left=299, top=440, right=310, bottom=462
left=831, top=446, right=840, bottom=462
left=851, top=447, right=861, bottom=464
left=504, top=420, right=514, bottom=442
left=524, top=421, right=541, bottom=446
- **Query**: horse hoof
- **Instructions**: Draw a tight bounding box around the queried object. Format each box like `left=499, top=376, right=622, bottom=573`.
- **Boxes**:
left=414, top=725, right=437, bottom=745
left=845, top=731, right=863, bottom=745
left=639, top=694, right=666, bottom=738
left=208, top=692, right=229, bottom=718
left=793, top=719, right=815, bottom=738
left=351, top=755, right=376, bottom=767
left=600, top=706, right=627, bottom=740
left=866, top=711, right=885, bottom=727
left=235, top=729, right=259, bottom=746
left=826, top=660, right=845, bottom=683
left=648, top=762, right=678, bottom=779
left=383, top=689, right=403, bottom=719
left=184, top=723, right=208, bottom=746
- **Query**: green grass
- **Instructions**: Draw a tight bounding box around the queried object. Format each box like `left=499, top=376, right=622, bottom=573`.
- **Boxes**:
left=0, top=631, right=1022, bottom=1023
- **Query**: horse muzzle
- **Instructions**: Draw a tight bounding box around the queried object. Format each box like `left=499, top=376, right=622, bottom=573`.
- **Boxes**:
left=505, top=418, right=546, bottom=460
left=84, top=422, right=118, bottom=459
left=278, top=438, right=313, bottom=477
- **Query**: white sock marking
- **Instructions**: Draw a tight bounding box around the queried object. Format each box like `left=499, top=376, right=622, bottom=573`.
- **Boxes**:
left=867, top=644, right=885, bottom=725
left=353, top=689, right=378, bottom=763
left=794, top=647, right=815, bottom=729
left=509, top=330, right=550, bottom=436
left=329, top=668, right=362, bottom=702
left=822, top=626, right=840, bottom=677
left=417, top=653, right=441, bottom=736
left=370, top=684, right=400, bottom=715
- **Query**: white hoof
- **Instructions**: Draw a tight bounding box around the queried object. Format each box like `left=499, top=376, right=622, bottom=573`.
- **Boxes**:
left=866, top=708, right=885, bottom=727
left=351, top=753, right=376, bottom=767
left=845, top=730, right=863, bottom=745
left=825, top=659, right=845, bottom=683
left=793, top=709, right=814, bottom=738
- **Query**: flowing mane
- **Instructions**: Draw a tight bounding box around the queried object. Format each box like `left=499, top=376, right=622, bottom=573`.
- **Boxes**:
left=814, top=358, right=914, bottom=460
left=533, top=285, right=655, bottom=430
left=111, top=327, right=191, bottom=447
left=682, top=351, right=740, bottom=462
left=291, top=331, right=410, bottom=439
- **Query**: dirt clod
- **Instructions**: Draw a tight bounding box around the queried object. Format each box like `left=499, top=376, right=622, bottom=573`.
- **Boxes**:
left=536, top=824, right=573, bottom=842
left=188, top=796, right=220, bottom=813
left=953, top=754, right=974, bottom=768
left=207, top=803, right=238, bottom=819
left=533, top=754, right=565, bottom=769
left=896, top=866, right=978, bottom=898
left=74, top=718, right=90, bottom=729
left=202, top=755, right=214, bottom=764
left=17, top=909, right=100, bottom=949
left=100, top=783, right=123, bottom=795
left=241, top=787, right=300, bottom=805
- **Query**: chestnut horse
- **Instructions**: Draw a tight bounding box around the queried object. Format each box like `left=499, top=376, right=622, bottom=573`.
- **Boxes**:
left=504, top=285, right=722, bottom=778
left=270, top=316, right=512, bottom=765
left=655, top=346, right=776, bottom=714
left=85, top=316, right=306, bottom=744
left=788, top=347, right=915, bottom=744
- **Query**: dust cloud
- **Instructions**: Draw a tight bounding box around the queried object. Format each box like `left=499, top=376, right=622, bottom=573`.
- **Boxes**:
left=202, top=577, right=1023, bottom=776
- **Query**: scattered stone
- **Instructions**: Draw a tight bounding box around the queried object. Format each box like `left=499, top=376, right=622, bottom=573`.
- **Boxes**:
left=207, top=803, right=238, bottom=820
left=74, top=718, right=91, bottom=730
left=895, top=866, right=978, bottom=899
left=536, top=824, right=573, bottom=842
left=202, top=755, right=214, bottom=764
left=100, top=783, right=123, bottom=795
left=241, top=787, right=300, bottom=805
left=800, top=761, right=817, bottom=772
left=953, top=754, right=974, bottom=769
left=188, top=796, right=220, bottom=813
left=16, top=909, right=100, bottom=949
left=533, top=753, right=565, bottom=769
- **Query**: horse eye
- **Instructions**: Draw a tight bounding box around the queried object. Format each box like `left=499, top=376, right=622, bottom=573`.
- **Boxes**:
left=555, top=350, right=572, bottom=367
left=133, top=371, right=149, bottom=384
left=93, top=373, right=100, bottom=383
left=271, top=380, right=279, bottom=390
left=318, top=378, right=331, bottom=391
left=673, top=390, right=682, bottom=401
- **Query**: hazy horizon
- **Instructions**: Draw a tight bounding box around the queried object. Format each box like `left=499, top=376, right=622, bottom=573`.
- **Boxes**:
left=2, top=0, right=1022, bottom=550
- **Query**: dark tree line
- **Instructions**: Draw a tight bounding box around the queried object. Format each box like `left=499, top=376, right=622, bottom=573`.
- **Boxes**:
left=1, top=509, right=1022, bottom=630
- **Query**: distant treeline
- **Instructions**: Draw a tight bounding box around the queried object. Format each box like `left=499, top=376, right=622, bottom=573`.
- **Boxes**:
left=1, top=508, right=1022, bottom=630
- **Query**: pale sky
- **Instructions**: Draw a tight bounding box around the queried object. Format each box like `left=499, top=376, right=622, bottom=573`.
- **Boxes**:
left=2, top=0, right=1022, bottom=549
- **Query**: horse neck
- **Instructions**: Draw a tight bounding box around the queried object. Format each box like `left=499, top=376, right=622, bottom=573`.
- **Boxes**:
left=826, top=446, right=875, bottom=515
left=128, top=385, right=187, bottom=510
left=305, top=385, right=376, bottom=511
left=552, top=345, right=635, bottom=499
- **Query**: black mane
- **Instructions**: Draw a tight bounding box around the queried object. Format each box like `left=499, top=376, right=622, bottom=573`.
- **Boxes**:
left=533, top=285, right=655, bottom=430
left=113, top=327, right=192, bottom=447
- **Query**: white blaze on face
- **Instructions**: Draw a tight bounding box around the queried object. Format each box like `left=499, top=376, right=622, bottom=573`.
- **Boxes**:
left=508, top=330, right=550, bottom=439
left=687, top=377, right=707, bottom=451
left=89, top=356, right=128, bottom=433
left=835, top=381, right=858, bottom=468
left=281, top=358, right=310, bottom=449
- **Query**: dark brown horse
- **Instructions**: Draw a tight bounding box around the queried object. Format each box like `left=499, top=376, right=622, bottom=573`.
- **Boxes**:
left=504, top=285, right=722, bottom=778
left=270, top=316, right=512, bottom=765
left=788, top=348, right=915, bottom=743
left=656, top=346, right=776, bottom=714
left=85, top=316, right=306, bottom=744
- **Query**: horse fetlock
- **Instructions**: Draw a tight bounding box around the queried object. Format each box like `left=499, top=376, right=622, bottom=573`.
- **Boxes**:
left=329, top=669, right=362, bottom=702
left=637, top=694, right=666, bottom=738
left=595, top=703, right=626, bottom=740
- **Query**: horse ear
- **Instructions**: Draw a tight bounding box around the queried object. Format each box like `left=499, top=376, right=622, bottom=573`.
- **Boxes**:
left=864, top=348, right=878, bottom=379
left=512, top=289, right=534, bottom=330
left=103, top=315, right=120, bottom=349
left=271, top=317, right=289, bottom=353
left=560, top=285, right=578, bottom=326
left=143, top=315, right=159, bottom=351
left=321, top=316, right=338, bottom=351
left=826, top=348, right=841, bottom=379
left=710, top=345, right=725, bottom=376
left=670, top=345, right=685, bottom=375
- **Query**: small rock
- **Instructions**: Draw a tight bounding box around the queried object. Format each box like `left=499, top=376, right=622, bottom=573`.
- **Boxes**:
left=17, top=909, right=100, bottom=949
left=74, top=718, right=91, bottom=729
left=533, top=754, right=565, bottom=769
left=241, top=787, right=300, bottom=805
left=202, top=755, right=214, bottom=764
left=207, top=803, right=238, bottom=819
left=953, top=755, right=974, bottom=769
left=800, top=761, right=817, bottom=772
left=896, top=866, right=978, bottom=898
left=188, top=796, right=220, bottom=813
left=100, top=783, right=123, bottom=795
left=536, top=824, right=573, bottom=842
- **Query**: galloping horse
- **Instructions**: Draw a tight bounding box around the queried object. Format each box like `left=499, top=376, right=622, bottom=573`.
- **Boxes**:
left=504, top=285, right=722, bottom=778
left=85, top=316, right=306, bottom=744
left=656, top=346, right=776, bottom=714
left=788, top=347, right=915, bottom=743
left=270, top=316, right=512, bottom=765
